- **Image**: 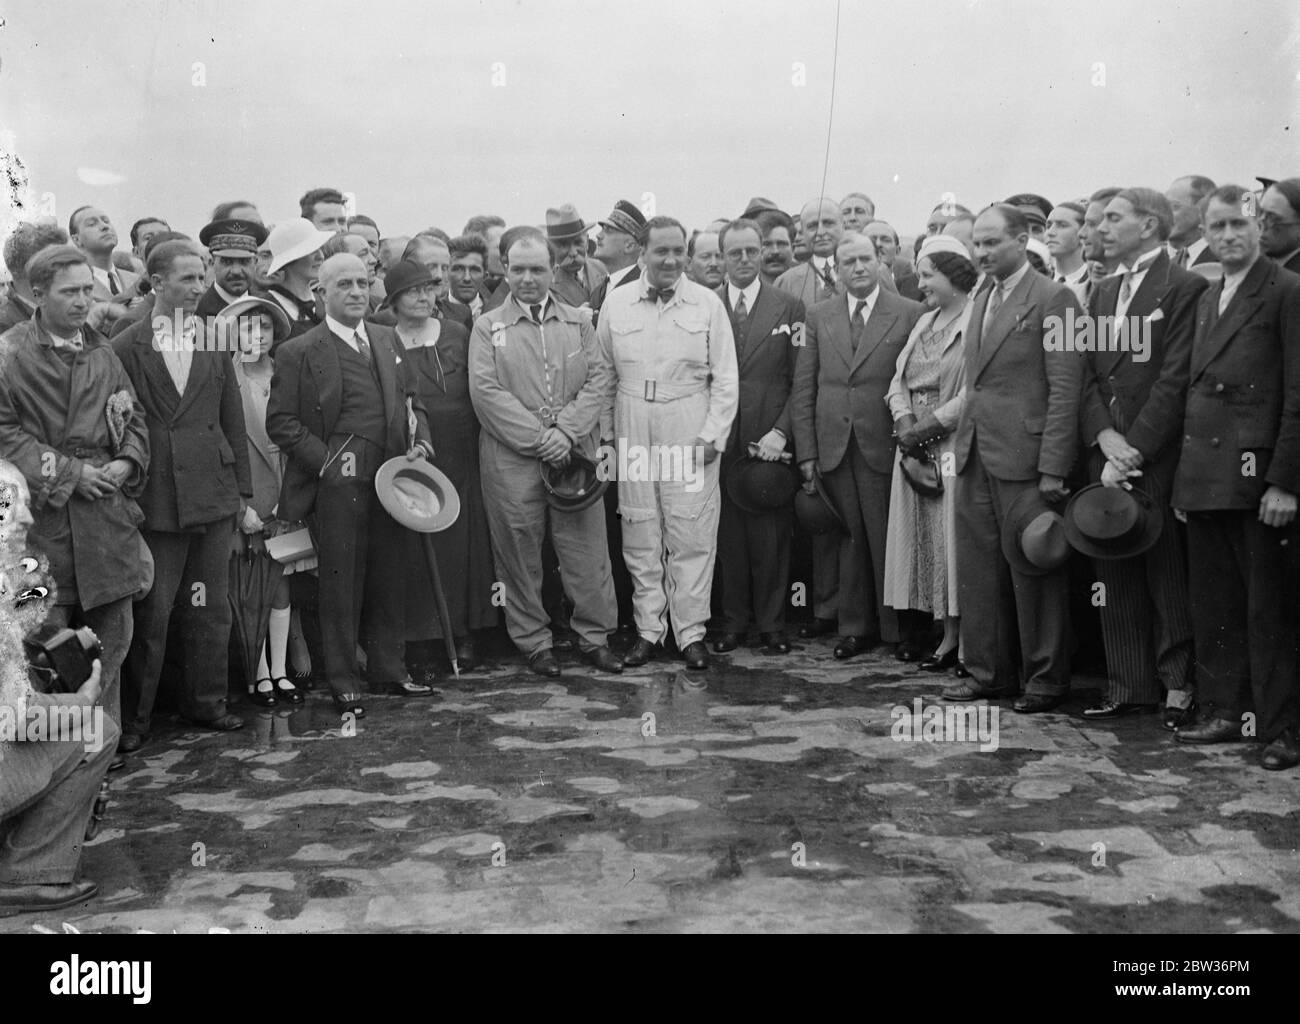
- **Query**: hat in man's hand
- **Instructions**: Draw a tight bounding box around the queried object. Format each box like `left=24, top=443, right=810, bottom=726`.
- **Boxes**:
left=375, top=457, right=460, bottom=533
left=1001, top=489, right=1070, bottom=576
left=793, top=473, right=846, bottom=535
left=1063, top=482, right=1163, bottom=561
left=541, top=453, right=607, bottom=512
left=726, top=451, right=801, bottom=515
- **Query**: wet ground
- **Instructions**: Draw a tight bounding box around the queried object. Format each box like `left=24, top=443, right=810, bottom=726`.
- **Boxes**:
left=5, top=633, right=1299, bottom=933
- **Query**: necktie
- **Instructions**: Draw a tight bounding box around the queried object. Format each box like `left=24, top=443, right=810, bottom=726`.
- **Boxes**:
left=734, top=291, right=749, bottom=334
left=850, top=299, right=867, bottom=352
left=983, top=281, right=1004, bottom=334
left=530, top=304, right=543, bottom=324
left=1174, top=247, right=1189, bottom=269
left=819, top=261, right=836, bottom=293
left=353, top=330, right=371, bottom=363
left=107, top=271, right=120, bottom=296
left=1119, top=271, right=1134, bottom=305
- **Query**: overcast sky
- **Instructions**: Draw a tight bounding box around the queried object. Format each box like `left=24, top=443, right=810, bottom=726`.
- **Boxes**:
left=2, top=0, right=1297, bottom=243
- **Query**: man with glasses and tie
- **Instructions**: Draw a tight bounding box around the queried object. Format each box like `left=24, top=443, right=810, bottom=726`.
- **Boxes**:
left=1171, top=185, right=1300, bottom=770
left=791, top=232, right=924, bottom=661
left=944, top=204, right=1083, bottom=713
left=267, top=253, right=435, bottom=717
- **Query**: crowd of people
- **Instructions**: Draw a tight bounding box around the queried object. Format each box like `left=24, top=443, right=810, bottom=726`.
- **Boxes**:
left=1, top=172, right=1299, bottom=915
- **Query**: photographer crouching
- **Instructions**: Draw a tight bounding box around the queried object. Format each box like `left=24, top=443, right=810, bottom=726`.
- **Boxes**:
left=0, top=460, right=116, bottom=917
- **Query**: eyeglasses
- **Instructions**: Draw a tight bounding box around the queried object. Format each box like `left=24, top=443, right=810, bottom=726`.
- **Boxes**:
left=725, top=248, right=761, bottom=260
left=1258, top=212, right=1300, bottom=229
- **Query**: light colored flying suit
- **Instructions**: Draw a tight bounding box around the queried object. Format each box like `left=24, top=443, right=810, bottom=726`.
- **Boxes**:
left=468, top=293, right=617, bottom=655
left=596, top=274, right=738, bottom=648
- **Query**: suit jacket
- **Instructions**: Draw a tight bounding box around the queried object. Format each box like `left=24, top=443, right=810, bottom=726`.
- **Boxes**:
left=591, top=264, right=641, bottom=323
left=1080, top=250, right=1207, bottom=467
left=0, top=289, right=35, bottom=334
left=776, top=260, right=898, bottom=310
left=195, top=285, right=236, bottom=321
left=91, top=265, right=141, bottom=304
left=265, top=320, right=433, bottom=523
left=113, top=316, right=252, bottom=531
left=894, top=267, right=923, bottom=303
left=716, top=281, right=806, bottom=458
left=791, top=287, right=926, bottom=475
left=953, top=267, right=1084, bottom=481
left=550, top=257, right=609, bottom=308
left=1171, top=257, right=1300, bottom=511
left=1283, top=250, right=1300, bottom=276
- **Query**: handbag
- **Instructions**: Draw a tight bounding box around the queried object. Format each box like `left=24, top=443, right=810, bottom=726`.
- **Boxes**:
left=265, top=526, right=315, bottom=565
left=900, top=445, right=943, bottom=499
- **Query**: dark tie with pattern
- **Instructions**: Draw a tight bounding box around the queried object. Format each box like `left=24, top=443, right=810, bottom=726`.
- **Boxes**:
left=850, top=299, right=867, bottom=353
left=1174, top=247, right=1190, bottom=269
left=819, top=261, right=837, bottom=296
left=353, top=329, right=371, bottom=363
left=734, top=291, right=749, bottom=337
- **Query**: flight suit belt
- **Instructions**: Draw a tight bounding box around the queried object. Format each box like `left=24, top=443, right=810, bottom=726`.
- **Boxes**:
left=618, top=379, right=708, bottom=402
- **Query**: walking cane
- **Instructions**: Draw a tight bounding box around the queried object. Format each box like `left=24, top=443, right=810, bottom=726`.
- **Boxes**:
left=407, top=397, right=461, bottom=678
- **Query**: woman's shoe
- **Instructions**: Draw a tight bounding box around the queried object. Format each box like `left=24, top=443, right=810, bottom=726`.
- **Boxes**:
left=918, top=648, right=958, bottom=672
left=250, top=678, right=277, bottom=708
left=273, top=676, right=304, bottom=705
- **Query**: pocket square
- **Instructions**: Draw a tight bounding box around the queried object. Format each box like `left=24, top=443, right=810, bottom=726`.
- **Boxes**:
left=772, top=324, right=792, bottom=335
left=1148, top=307, right=1165, bottom=323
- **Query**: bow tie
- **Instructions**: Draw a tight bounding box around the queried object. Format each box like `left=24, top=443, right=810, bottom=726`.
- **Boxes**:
left=652, top=287, right=675, bottom=304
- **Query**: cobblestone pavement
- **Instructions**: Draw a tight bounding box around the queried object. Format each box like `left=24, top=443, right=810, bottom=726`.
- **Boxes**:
left=5, top=634, right=1298, bottom=933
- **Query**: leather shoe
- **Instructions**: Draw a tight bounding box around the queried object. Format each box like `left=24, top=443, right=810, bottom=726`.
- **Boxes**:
left=529, top=649, right=561, bottom=677
left=1162, top=703, right=1197, bottom=732
left=108, top=755, right=126, bottom=772
left=682, top=640, right=709, bottom=670
left=581, top=646, right=623, bottom=673
left=333, top=692, right=366, bottom=718
left=918, top=649, right=958, bottom=672
left=1082, top=700, right=1158, bottom=719
left=454, top=636, right=478, bottom=672
left=798, top=617, right=836, bottom=638
left=1013, top=693, right=1066, bottom=714
left=1175, top=717, right=1241, bottom=744
left=187, top=713, right=245, bottom=732
left=895, top=642, right=923, bottom=662
left=712, top=633, right=742, bottom=654
left=623, top=637, right=659, bottom=667
left=117, top=733, right=146, bottom=754
left=760, top=632, right=792, bottom=654
left=1261, top=730, right=1300, bottom=771
left=833, top=635, right=873, bottom=660
left=941, top=680, right=1011, bottom=702
left=370, top=676, right=436, bottom=696
left=0, top=880, right=98, bottom=918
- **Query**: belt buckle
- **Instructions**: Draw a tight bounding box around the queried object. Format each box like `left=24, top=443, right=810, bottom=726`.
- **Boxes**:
left=537, top=404, right=556, bottom=426
left=644, top=380, right=656, bottom=402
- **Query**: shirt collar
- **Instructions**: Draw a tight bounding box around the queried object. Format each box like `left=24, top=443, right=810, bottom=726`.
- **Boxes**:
left=1122, top=248, right=1162, bottom=275
left=813, top=255, right=835, bottom=273
left=728, top=278, right=761, bottom=309
left=992, top=259, right=1032, bottom=296
left=325, top=314, right=367, bottom=344
left=641, top=274, right=695, bottom=305
left=846, top=285, right=880, bottom=319
left=214, top=281, right=243, bottom=305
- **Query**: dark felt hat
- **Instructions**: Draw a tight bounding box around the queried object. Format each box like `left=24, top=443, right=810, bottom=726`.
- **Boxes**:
left=1063, top=482, right=1163, bottom=561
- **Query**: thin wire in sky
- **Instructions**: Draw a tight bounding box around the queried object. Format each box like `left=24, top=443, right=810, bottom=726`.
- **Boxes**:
left=819, top=0, right=843, bottom=204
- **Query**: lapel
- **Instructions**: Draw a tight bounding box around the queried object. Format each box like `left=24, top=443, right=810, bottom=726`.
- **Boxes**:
left=171, top=349, right=213, bottom=422
left=849, top=289, right=898, bottom=375
left=369, top=325, right=399, bottom=426
left=939, top=302, right=972, bottom=358
left=740, top=283, right=784, bottom=373
left=134, top=321, right=183, bottom=418
left=305, top=325, right=343, bottom=431
left=1101, top=250, right=1170, bottom=376
left=1192, top=257, right=1270, bottom=380
left=976, top=268, right=1035, bottom=377
left=826, top=297, right=855, bottom=370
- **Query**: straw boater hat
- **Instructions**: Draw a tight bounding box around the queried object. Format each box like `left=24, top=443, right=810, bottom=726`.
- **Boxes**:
left=374, top=457, right=460, bottom=534
left=545, top=204, right=596, bottom=242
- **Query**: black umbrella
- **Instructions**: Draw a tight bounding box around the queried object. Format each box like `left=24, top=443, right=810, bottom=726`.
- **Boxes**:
left=228, top=531, right=285, bottom=691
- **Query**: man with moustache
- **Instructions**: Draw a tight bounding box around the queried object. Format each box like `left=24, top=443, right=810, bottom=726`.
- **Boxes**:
left=195, top=218, right=266, bottom=321
left=597, top=216, right=738, bottom=671
left=1081, top=187, right=1206, bottom=724
left=113, top=240, right=252, bottom=749
left=1165, top=175, right=1218, bottom=268
left=944, top=204, right=1083, bottom=713
left=754, top=210, right=796, bottom=286
left=546, top=204, right=609, bottom=310
left=791, top=232, right=925, bottom=659
left=267, top=254, right=435, bottom=717
left=1046, top=201, right=1089, bottom=302
left=1258, top=177, right=1300, bottom=275
left=1172, top=186, right=1300, bottom=769
left=468, top=230, right=622, bottom=678
left=713, top=219, right=805, bottom=655
left=687, top=231, right=725, bottom=290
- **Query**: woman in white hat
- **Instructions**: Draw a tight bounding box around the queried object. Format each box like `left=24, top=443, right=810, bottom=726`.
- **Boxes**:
left=261, top=218, right=335, bottom=347
left=882, top=236, right=977, bottom=676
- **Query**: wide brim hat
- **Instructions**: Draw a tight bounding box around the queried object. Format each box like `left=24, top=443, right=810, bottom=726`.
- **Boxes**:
left=199, top=218, right=268, bottom=258
left=541, top=453, right=607, bottom=512
left=793, top=474, right=846, bottom=535
left=545, top=203, right=595, bottom=241
left=265, top=218, right=335, bottom=276
left=374, top=457, right=460, bottom=533
left=378, top=259, right=436, bottom=310
left=1001, top=489, right=1070, bottom=576
left=1063, top=482, right=1163, bottom=561
left=741, top=196, right=781, bottom=220
left=216, top=296, right=292, bottom=342
left=725, top=454, right=801, bottom=515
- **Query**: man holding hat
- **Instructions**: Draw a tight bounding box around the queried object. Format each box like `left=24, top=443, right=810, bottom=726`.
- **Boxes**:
left=262, top=218, right=335, bottom=344
left=468, top=228, right=622, bottom=677
left=546, top=204, right=609, bottom=310
left=1077, top=187, right=1207, bottom=722
left=713, top=217, right=805, bottom=655
left=267, top=253, right=436, bottom=717
left=196, top=217, right=268, bottom=321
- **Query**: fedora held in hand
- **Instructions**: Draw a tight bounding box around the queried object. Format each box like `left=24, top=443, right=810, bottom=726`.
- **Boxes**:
left=1001, top=489, right=1070, bottom=576
left=725, top=451, right=801, bottom=515
left=1063, top=482, right=1163, bottom=560
left=374, top=457, right=461, bottom=533
left=540, top=453, right=608, bottom=512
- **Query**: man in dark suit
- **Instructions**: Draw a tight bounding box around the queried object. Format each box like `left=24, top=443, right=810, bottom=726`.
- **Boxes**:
left=1165, top=175, right=1218, bottom=269
left=113, top=241, right=252, bottom=749
left=946, top=204, right=1084, bottom=712
left=866, top=221, right=923, bottom=301
left=712, top=219, right=806, bottom=655
left=1081, top=188, right=1207, bottom=723
left=792, top=232, right=925, bottom=658
left=195, top=218, right=266, bottom=320
left=1259, top=178, right=1300, bottom=276
left=590, top=199, right=646, bottom=323
left=267, top=254, right=434, bottom=718
left=1172, top=185, right=1300, bottom=770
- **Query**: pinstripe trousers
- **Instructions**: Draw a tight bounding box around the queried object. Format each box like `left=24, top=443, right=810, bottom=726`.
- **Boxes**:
left=1086, top=450, right=1193, bottom=705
